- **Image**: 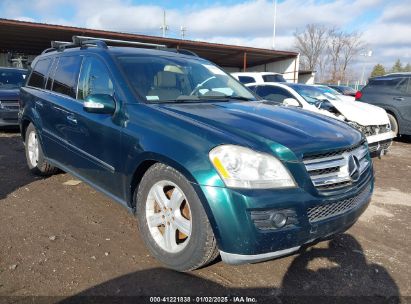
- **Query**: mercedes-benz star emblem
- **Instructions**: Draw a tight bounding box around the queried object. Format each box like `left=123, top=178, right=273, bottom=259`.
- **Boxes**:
left=348, top=155, right=360, bottom=182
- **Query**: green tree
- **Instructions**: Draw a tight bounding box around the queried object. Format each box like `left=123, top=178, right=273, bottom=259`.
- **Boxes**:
left=391, top=59, right=403, bottom=72
left=404, top=63, right=411, bottom=72
left=370, top=64, right=386, bottom=77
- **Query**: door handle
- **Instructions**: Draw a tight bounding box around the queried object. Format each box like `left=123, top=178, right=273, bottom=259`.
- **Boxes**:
left=66, top=115, right=77, bottom=125
left=393, top=97, right=405, bottom=101
left=35, top=100, right=43, bottom=107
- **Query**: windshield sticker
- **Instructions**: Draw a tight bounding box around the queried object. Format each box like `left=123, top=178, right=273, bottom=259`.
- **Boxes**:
left=146, top=96, right=160, bottom=101
left=203, top=64, right=226, bottom=76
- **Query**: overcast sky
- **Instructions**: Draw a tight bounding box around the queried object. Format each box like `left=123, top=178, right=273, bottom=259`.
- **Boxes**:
left=1, top=0, right=410, bottom=73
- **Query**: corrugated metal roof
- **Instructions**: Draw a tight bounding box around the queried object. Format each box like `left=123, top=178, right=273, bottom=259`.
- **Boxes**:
left=0, top=18, right=298, bottom=68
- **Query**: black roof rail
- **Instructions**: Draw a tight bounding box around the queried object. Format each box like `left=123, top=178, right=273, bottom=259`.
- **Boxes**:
left=72, top=35, right=166, bottom=49
left=42, top=35, right=199, bottom=56
left=166, top=48, right=199, bottom=57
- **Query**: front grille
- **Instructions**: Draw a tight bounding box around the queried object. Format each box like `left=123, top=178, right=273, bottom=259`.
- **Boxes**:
left=303, top=141, right=370, bottom=192
left=368, top=139, right=393, bottom=153
left=0, top=100, right=19, bottom=110
left=307, top=184, right=372, bottom=223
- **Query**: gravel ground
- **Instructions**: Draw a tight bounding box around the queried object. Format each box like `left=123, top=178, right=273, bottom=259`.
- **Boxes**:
left=0, top=128, right=410, bottom=303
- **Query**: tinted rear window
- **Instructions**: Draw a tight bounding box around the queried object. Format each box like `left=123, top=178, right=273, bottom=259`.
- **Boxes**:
left=238, top=76, right=256, bottom=84
left=51, top=56, right=82, bottom=98
left=27, top=59, right=51, bottom=89
left=262, top=74, right=286, bottom=82
left=365, top=77, right=409, bottom=94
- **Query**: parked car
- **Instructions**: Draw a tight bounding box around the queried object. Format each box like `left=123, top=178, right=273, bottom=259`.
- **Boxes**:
left=356, top=73, right=411, bottom=136
left=247, top=82, right=395, bottom=155
left=20, top=37, right=373, bottom=271
left=231, top=72, right=286, bottom=84
left=314, top=85, right=355, bottom=102
left=0, top=67, right=27, bottom=126
left=327, top=84, right=357, bottom=97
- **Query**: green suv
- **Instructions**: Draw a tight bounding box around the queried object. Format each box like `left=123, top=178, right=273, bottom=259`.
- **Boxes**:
left=19, top=37, right=373, bottom=271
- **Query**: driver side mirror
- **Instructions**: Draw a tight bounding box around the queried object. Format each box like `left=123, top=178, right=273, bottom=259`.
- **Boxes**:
left=83, top=94, right=116, bottom=114
left=283, top=98, right=300, bottom=107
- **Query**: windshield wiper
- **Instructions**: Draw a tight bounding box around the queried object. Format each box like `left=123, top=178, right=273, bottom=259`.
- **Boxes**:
left=198, top=95, right=254, bottom=101
left=157, top=95, right=201, bottom=103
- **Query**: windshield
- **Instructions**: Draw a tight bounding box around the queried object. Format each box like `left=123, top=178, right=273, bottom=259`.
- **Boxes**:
left=291, top=85, right=340, bottom=105
left=317, top=86, right=342, bottom=96
left=0, top=69, right=27, bottom=89
left=117, top=55, right=256, bottom=103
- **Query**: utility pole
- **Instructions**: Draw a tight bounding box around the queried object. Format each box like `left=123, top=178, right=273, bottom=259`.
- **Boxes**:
left=160, top=10, right=169, bottom=38
left=360, top=50, right=373, bottom=85
left=271, top=0, right=277, bottom=49
left=180, top=26, right=187, bottom=40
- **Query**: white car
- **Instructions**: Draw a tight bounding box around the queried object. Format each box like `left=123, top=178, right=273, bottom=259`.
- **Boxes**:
left=231, top=72, right=286, bottom=84
left=246, top=82, right=396, bottom=155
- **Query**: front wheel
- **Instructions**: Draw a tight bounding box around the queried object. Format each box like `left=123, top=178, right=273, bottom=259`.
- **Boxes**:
left=25, top=123, right=59, bottom=176
left=135, top=163, right=218, bottom=271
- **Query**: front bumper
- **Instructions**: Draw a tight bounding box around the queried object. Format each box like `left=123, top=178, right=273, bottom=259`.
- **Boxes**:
left=366, top=131, right=395, bottom=153
left=197, top=170, right=373, bottom=265
left=0, top=109, right=19, bottom=126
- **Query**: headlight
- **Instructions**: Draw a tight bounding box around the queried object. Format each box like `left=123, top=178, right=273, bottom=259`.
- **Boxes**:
left=209, top=145, right=296, bottom=189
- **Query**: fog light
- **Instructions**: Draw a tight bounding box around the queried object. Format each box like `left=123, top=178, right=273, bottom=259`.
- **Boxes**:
left=270, top=212, right=287, bottom=228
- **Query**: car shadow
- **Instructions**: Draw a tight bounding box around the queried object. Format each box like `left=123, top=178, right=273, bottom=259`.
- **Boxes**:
left=58, top=234, right=400, bottom=304
left=395, top=134, right=411, bottom=143
left=0, top=129, right=40, bottom=200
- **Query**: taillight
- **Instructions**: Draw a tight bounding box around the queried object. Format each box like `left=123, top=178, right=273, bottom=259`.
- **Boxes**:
left=355, top=91, right=362, bottom=100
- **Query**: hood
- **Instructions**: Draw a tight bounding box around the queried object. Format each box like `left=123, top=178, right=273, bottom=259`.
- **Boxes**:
left=0, top=89, right=19, bottom=100
left=157, top=101, right=363, bottom=158
left=328, top=97, right=389, bottom=126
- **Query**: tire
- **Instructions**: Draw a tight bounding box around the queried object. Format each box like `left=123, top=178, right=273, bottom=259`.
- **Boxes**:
left=387, top=113, right=399, bottom=136
left=25, top=123, right=59, bottom=176
left=135, top=163, right=219, bottom=271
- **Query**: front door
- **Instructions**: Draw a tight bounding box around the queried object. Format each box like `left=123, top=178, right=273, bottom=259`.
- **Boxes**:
left=63, top=55, right=124, bottom=200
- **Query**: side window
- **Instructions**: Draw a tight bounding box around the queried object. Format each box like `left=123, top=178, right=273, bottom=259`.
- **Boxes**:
left=256, top=86, right=293, bottom=103
left=77, top=56, right=114, bottom=101
left=238, top=76, right=256, bottom=84
left=395, top=77, right=410, bottom=94
left=247, top=85, right=257, bottom=92
left=45, top=57, right=59, bottom=90
left=27, top=58, right=51, bottom=89
left=52, top=56, right=82, bottom=98
left=262, top=74, right=286, bottom=83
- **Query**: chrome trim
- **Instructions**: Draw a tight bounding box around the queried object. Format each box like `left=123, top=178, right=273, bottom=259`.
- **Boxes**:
left=303, top=144, right=370, bottom=191
left=220, top=246, right=300, bottom=265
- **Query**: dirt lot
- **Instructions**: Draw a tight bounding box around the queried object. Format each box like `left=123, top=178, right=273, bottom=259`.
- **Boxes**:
left=0, top=128, right=410, bottom=303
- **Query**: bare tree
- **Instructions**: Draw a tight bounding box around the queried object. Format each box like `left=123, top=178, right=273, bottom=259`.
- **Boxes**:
left=339, top=32, right=365, bottom=80
left=327, top=29, right=344, bottom=82
left=294, top=24, right=328, bottom=71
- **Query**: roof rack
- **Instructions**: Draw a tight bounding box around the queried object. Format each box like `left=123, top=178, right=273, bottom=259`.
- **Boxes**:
left=167, top=48, right=199, bottom=57
left=42, top=35, right=198, bottom=57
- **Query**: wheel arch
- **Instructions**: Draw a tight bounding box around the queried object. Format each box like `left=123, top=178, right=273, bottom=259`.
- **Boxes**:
left=127, top=153, right=221, bottom=243
left=20, top=117, right=32, bottom=141
left=128, top=152, right=199, bottom=208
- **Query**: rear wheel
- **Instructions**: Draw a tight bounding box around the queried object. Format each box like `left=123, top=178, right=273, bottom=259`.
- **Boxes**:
left=387, top=113, right=399, bottom=136
left=135, top=163, right=218, bottom=271
left=25, top=123, right=59, bottom=176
